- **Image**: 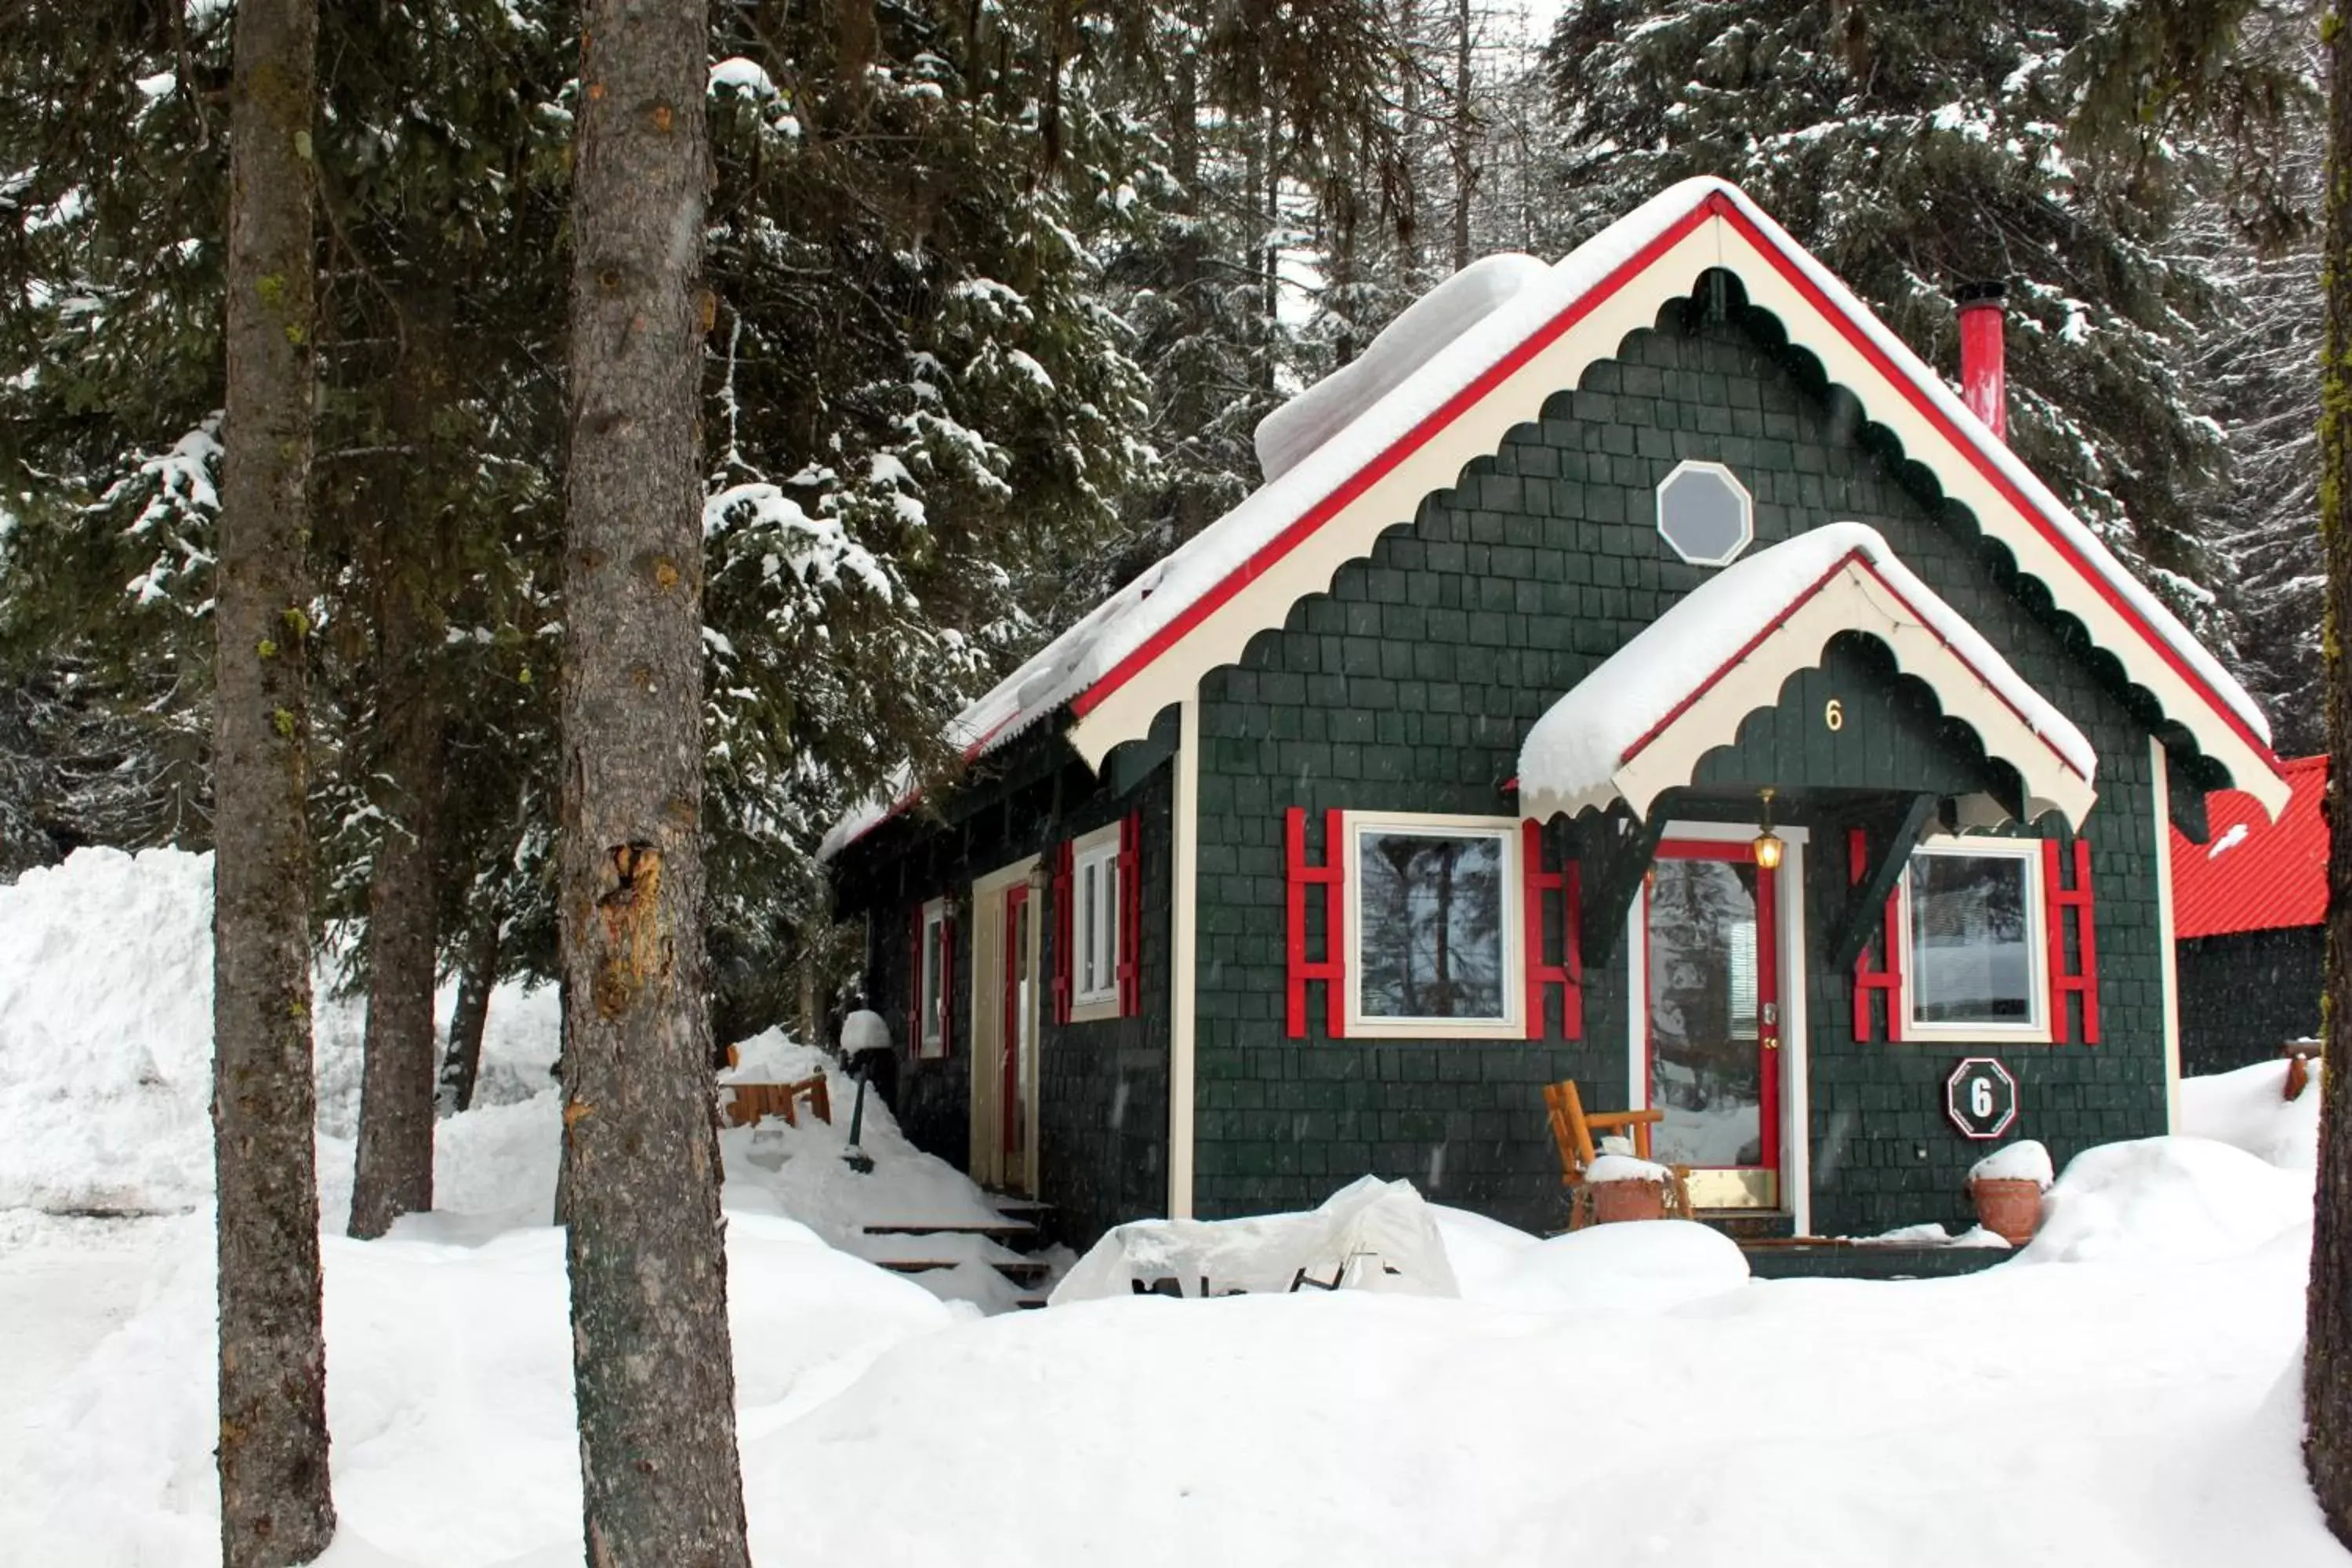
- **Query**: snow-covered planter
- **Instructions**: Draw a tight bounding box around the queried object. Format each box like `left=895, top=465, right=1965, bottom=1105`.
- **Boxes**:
left=1585, top=1153, right=1671, bottom=1225
left=1967, top=1139, right=2054, bottom=1246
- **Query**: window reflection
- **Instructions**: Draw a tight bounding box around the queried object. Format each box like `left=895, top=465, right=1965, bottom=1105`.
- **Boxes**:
left=1356, top=832, right=1507, bottom=1021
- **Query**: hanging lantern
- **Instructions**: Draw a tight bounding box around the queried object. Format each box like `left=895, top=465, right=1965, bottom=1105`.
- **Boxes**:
left=1752, top=787, right=1784, bottom=870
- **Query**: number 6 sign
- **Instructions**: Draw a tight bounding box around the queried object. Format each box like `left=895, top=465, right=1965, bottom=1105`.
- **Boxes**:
left=1946, top=1057, right=2019, bottom=1140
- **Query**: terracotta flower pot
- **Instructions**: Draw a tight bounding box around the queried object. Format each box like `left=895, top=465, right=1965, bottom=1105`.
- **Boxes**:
left=1969, top=1176, right=2043, bottom=1246
left=1589, top=1177, right=1667, bottom=1225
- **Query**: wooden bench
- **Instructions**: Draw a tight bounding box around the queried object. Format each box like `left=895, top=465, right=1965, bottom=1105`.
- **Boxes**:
left=721, top=1073, right=832, bottom=1129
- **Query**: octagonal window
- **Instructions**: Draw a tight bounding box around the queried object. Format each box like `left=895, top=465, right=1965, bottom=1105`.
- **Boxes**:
left=1656, top=460, right=1754, bottom=566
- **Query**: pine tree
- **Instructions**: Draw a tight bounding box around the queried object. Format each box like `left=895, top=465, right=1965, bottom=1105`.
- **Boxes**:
left=1541, top=0, right=2281, bottom=642
left=211, top=0, right=338, bottom=1558
left=559, top=0, right=752, bottom=1559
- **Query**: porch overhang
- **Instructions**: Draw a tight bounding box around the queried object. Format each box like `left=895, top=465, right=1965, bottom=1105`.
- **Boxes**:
left=1517, top=523, right=2098, bottom=829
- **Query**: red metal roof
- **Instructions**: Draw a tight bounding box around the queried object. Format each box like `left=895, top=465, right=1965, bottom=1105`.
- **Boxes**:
left=2171, top=754, right=2327, bottom=938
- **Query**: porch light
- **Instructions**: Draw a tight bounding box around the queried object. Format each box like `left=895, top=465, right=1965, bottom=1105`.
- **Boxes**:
left=1752, top=788, right=1784, bottom=871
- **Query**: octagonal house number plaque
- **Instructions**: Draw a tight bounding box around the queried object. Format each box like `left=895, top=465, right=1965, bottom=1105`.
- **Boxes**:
left=1945, top=1056, right=2020, bottom=1141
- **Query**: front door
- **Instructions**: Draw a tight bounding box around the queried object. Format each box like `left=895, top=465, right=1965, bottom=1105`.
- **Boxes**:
left=1643, top=840, right=1780, bottom=1208
left=1000, top=882, right=1035, bottom=1185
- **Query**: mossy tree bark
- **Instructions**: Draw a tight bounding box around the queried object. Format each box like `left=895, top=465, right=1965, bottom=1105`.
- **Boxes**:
left=557, top=0, right=753, bottom=1563
left=2314, top=0, right=2352, bottom=1545
left=212, top=0, right=337, bottom=1560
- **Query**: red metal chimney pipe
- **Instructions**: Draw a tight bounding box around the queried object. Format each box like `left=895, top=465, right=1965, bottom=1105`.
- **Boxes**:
left=1955, top=281, right=2007, bottom=442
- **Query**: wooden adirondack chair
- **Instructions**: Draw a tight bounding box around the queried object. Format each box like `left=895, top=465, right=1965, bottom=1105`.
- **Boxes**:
left=1543, top=1079, right=1693, bottom=1228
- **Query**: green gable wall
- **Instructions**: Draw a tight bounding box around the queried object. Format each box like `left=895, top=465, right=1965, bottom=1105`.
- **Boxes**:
left=1190, top=285, right=2180, bottom=1238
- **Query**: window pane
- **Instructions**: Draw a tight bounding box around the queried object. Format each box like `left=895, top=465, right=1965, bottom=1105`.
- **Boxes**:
left=1357, top=831, right=1506, bottom=1020
left=1646, top=858, right=1764, bottom=1168
left=1080, top=862, right=1098, bottom=993
left=1910, top=853, right=2033, bottom=1025
left=921, top=916, right=943, bottom=1039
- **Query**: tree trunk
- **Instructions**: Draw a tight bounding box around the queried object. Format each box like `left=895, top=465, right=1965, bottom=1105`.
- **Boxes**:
left=212, top=0, right=337, bottom=1558
left=440, top=901, right=502, bottom=1114
left=2310, top=0, right=2352, bottom=1541
left=560, top=0, right=753, bottom=1562
left=348, top=575, right=444, bottom=1237
left=1450, top=0, right=1475, bottom=271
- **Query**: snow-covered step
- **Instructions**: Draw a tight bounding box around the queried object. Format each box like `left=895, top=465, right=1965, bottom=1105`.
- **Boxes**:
left=860, top=1221, right=1036, bottom=1244
left=873, top=1258, right=1054, bottom=1287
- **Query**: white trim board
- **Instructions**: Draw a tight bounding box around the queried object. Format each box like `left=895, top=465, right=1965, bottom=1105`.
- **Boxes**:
left=1167, top=691, right=1200, bottom=1219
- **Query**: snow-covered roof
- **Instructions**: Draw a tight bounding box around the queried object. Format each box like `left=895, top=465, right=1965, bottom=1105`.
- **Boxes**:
left=1515, top=523, right=2098, bottom=827
left=823, top=178, right=2285, bottom=861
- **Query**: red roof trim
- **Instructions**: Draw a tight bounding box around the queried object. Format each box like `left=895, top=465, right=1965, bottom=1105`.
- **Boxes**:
left=2170, top=754, right=2326, bottom=938
left=1615, top=548, right=2089, bottom=782
left=1070, top=190, right=2270, bottom=776
left=1710, top=202, right=2276, bottom=769
left=1071, top=194, right=1729, bottom=721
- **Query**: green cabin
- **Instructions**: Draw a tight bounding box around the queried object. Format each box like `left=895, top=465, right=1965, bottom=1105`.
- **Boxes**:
left=822, top=180, right=2289, bottom=1250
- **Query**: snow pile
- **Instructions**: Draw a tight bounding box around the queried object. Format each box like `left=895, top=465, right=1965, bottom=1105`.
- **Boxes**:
left=1461, top=1219, right=1751, bottom=1314
left=1584, top=1152, right=1673, bottom=1185
left=1, top=1210, right=953, bottom=1566
left=1253, top=253, right=1551, bottom=484
left=1856, top=1221, right=2009, bottom=1249
left=1968, top=1138, right=2054, bottom=1188
left=1516, top=522, right=2094, bottom=822
left=2020, top=1136, right=2312, bottom=1265
left=0, top=848, right=219, bottom=1213
left=2182, top=1058, right=2323, bottom=1173
left=717, top=1028, right=1038, bottom=1312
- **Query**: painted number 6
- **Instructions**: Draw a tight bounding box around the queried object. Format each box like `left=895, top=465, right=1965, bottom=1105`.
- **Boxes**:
left=1824, top=698, right=1844, bottom=731
left=1970, top=1078, right=1994, bottom=1119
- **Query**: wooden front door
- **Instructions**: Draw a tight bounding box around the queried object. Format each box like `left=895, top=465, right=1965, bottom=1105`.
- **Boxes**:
left=969, top=857, right=1041, bottom=1197
left=1643, top=839, right=1781, bottom=1208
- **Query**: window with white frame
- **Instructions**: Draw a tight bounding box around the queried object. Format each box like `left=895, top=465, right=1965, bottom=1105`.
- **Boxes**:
left=918, top=898, right=949, bottom=1058
left=1344, top=813, right=1521, bottom=1039
left=1071, top=823, right=1122, bottom=1018
left=1899, top=839, right=2046, bottom=1040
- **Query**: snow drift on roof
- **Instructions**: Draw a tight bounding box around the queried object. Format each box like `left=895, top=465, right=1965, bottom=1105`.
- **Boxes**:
left=1515, top=522, right=2096, bottom=823
left=1254, top=253, right=1552, bottom=486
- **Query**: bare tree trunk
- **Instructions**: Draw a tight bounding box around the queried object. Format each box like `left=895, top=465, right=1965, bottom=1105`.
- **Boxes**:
left=212, top=0, right=336, bottom=1558
left=560, top=0, right=753, bottom=1561
left=351, top=292, right=452, bottom=1237
left=2310, top=0, right=2352, bottom=1541
left=440, top=900, right=502, bottom=1114
left=1450, top=0, right=1475, bottom=270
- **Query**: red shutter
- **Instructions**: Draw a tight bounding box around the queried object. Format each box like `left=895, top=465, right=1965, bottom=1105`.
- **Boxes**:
left=1522, top=820, right=1583, bottom=1040
left=1117, top=812, right=1142, bottom=1017
left=907, top=905, right=923, bottom=1062
left=1849, top=827, right=1903, bottom=1042
left=1285, top=807, right=1346, bottom=1039
left=2044, top=837, right=2100, bottom=1043
left=1050, top=840, right=1073, bottom=1025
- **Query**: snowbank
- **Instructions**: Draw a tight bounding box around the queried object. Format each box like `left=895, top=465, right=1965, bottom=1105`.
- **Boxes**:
left=2182, top=1058, right=2323, bottom=1173
left=2021, top=1136, right=2312, bottom=1265
left=1462, top=1219, right=1751, bottom=1314
left=0, top=846, right=558, bottom=1216
left=0, top=848, right=218, bottom=1212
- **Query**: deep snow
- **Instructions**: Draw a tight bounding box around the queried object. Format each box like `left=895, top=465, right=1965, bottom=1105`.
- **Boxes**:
left=2, top=848, right=2345, bottom=1566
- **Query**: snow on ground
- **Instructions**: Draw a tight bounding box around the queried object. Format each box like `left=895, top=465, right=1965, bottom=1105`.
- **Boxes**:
left=2, top=850, right=2348, bottom=1565
left=2183, top=1056, right=2325, bottom=1172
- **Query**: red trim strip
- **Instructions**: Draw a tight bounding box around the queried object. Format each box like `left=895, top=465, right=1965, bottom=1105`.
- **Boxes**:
left=2044, top=837, right=2100, bottom=1044
left=1285, top=808, right=1348, bottom=1040
left=1849, top=828, right=1904, bottom=1044
left=1520, top=821, right=1584, bottom=1040
left=1117, top=811, right=1143, bottom=1017
left=1075, top=198, right=1722, bottom=721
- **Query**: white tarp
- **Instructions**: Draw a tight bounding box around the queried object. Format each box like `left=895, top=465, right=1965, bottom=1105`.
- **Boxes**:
left=1048, top=1175, right=1461, bottom=1304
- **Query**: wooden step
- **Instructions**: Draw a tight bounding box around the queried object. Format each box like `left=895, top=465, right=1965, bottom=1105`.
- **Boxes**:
left=872, top=1258, right=1053, bottom=1286
left=861, top=1221, right=1035, bottom=1242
